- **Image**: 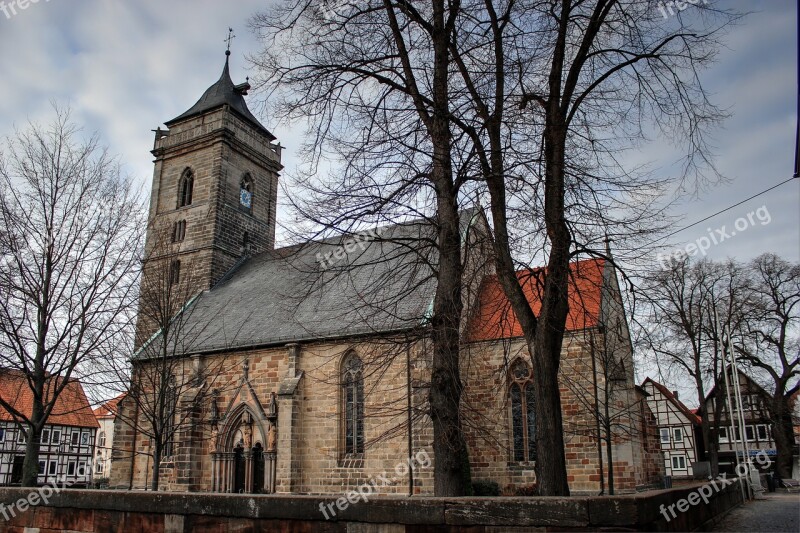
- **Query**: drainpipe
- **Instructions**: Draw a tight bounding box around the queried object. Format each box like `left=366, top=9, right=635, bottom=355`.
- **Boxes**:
left=406, top=341, right=414, bottom=496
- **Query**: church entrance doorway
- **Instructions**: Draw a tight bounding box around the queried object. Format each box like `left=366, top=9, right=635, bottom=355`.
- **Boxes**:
left=252, top=443, right=264, bottom=493
left=210, top=403, right=276, bottom=494
left=233, top=446, right=245, bottom=493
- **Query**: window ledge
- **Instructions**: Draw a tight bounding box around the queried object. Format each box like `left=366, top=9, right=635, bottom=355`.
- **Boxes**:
left=507, top=461, right=536, bottom=470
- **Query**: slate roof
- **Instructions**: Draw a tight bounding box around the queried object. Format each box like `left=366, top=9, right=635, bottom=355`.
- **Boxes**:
left=153, top=213, right=481, bottom=356
left=467, top=258, right=606, bottom=342
left=0, top=370, right=99, bottom=429
left=165, top=55, right=276, bottom=141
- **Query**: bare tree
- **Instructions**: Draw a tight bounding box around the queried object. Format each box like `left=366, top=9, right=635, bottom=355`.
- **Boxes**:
left=441, top=0, right=736, bottom=495
left=250, top=0, right=735, bottom=495
left=735, top=254, right=800, bottom=479
left=640, top=257, right=746, bottom=477
left=0, top=107, right=144, bottom=486
left=249, top=0, right=488, bottom=495
left=105, top=224, right=242, bottom=491
left=640, top=255, right=798, bottom=478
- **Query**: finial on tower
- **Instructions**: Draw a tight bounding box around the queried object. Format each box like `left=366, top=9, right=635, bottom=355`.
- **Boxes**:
left=225, top=27, right=235, bottom=56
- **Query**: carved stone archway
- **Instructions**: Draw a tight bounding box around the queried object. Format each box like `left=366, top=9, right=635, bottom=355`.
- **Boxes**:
left=210, top=403, right=276, bottom=493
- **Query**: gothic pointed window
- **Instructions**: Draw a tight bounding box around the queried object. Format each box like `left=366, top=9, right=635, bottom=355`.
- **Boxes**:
left=178, top=169, right=194, bottom=208
left=239, top=174, right=253, bottom=213
left=342, top=352, right=364, bottom=456
left=509, top=359, right=536, bottom=462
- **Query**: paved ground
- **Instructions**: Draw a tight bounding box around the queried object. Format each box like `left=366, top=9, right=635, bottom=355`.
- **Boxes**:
left=709, top=492, right=800, bottom=532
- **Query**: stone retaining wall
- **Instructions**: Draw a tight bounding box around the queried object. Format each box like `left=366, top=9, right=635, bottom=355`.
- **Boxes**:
left=0, top=480, right=743, bottom=532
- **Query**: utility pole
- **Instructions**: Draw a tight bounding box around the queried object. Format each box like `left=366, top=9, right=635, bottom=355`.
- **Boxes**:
left=716, top=307, right=749, bottom=501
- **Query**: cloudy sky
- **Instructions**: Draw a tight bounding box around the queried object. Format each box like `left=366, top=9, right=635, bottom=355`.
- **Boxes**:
left=0, top=0, right=797, bottom=265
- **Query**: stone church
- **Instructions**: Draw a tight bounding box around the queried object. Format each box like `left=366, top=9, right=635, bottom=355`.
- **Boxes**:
left=110, top=52, right=663, bottom=496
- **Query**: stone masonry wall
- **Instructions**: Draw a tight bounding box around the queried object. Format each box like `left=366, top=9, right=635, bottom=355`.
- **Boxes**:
left=0, top=482, right=745, bottom=532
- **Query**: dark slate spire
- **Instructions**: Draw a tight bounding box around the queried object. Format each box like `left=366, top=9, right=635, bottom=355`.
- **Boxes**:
left=165, top=53, right=275, bottom=141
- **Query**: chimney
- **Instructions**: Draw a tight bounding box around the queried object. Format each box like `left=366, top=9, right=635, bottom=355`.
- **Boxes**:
left=673, top=390, right=679, bottom=400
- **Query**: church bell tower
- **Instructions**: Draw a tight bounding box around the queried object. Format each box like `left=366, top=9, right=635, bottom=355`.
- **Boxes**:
left=137, top=49, right=282, bottom=343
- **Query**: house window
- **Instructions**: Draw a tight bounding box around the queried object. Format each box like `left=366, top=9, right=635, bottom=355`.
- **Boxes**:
left=745, top=426, right=755, bottom=442
left=741, top=395, right=751, bottom=409
left=172, top=220, right=186, bottom=243
left=733, top=426, right=742, bottom=442
left=51, top=429, right=61, bottom=445
left=756, top=425, right=769, bottom=441
left=71, top=431, right=79, bottom=446
left=509, top=359, right=536, bottom=462
left=96, top=461, right=104, bottom=474
left=671, top=455, right=687, bottom=470
left=38, top=461, right=45, bottom=474
left=98, top=431, right=106, bottom=448
left=17, top=429, right=26, bottom=443
left=0, top=428, right=5, bottom=442
left=169, top=260, right=181, bottom=285
left=48, top=461, right=57, bottom=475
left=178, top=169, right=194, bottom=208
left=239, top=174, right=253, bottom=213
left=718, top=426, right=729, bottom=443
left=77, top=461, right=87, bottom=477
left=673, top=427, right=683, bottom=443
left=660, top=428, right=671, bottom=445
left=67, top=462, right=76, bottom=476
left=341, top=352, right=365, bottom=456
left=41, top=429, right=50, bottom=444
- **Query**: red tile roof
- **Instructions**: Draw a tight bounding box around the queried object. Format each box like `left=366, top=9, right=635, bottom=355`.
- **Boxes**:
left=467, top=258, right=606, bottom=342
left=0, top=370, right=99, bottom=428
left=643, top=378, right=701, bottom=425
left=93, top=393, right=127, bottom=420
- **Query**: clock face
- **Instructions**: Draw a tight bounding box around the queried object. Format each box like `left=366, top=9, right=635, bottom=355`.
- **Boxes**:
left=239, top=188, right=252, bottom=209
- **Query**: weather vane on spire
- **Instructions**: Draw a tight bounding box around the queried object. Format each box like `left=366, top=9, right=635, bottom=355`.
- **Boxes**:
left=225, top=27, right=235, bottom=56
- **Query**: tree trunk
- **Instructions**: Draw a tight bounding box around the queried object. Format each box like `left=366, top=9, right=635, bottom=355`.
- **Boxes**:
left=151, top=447, right=161, bottom=491
left=697, top=380, right=719, bottom=477
left=771, top=396, right=795, bottom=479
left=21, top=421, right=42, bottom=487
left=700, top=418, right=720, bottom=478
left=425, top=0, right=471, bottom=497
left=530, top=120, right=571, bottom=496
left=428, top=143, right=470, bottom=497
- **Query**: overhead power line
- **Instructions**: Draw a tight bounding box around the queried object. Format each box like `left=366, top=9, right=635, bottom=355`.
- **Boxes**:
left=660, top=176, right=799, bottom=241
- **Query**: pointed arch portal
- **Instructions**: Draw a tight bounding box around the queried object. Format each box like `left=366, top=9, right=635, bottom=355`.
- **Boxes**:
left=210, top=403, right=276, bottom=493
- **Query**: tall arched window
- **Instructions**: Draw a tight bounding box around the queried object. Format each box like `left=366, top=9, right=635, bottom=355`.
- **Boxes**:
left=98, top=431, right=106, bottom=448
left=509, top=359, right=536, bottom=462
left=239, top=174, right=253, bottom=213
left=178, top=169, right=194, bottom=208
left=341, top=352, right=364, bottom=456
